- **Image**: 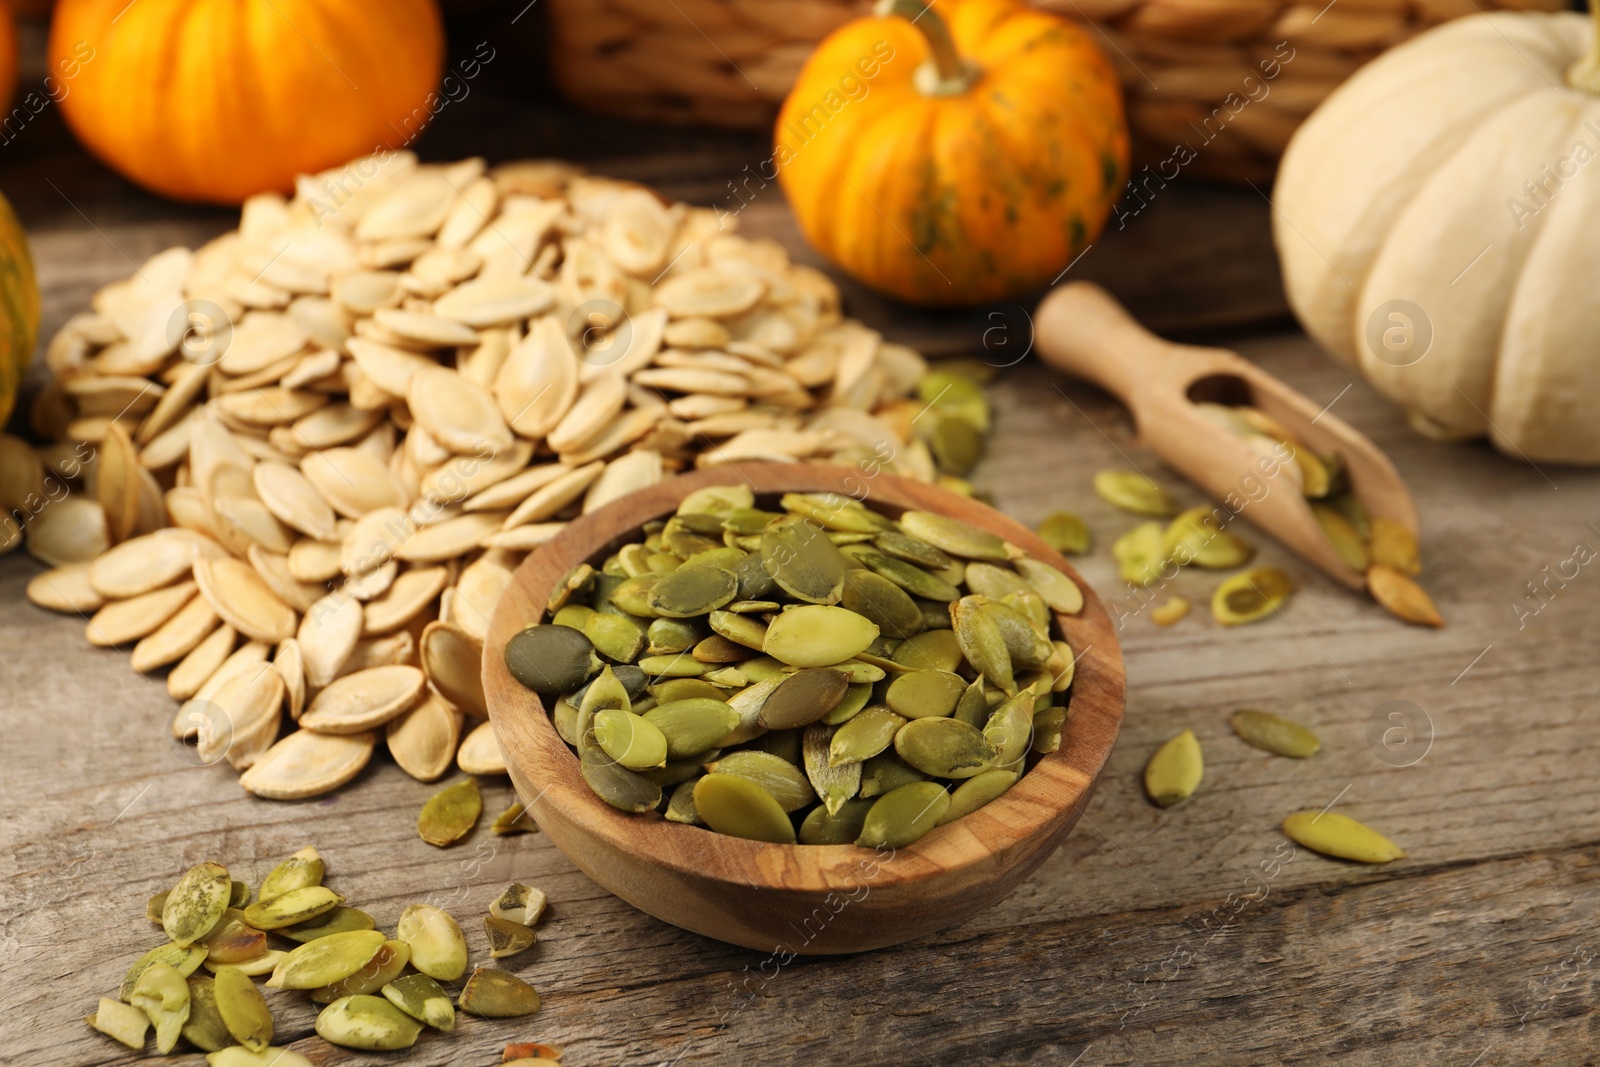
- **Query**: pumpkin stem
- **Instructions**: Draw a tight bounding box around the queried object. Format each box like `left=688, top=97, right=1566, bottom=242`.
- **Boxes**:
left=876, top=0, right=979, bottom=96
left=1568, top=0, right=1600, bottom=93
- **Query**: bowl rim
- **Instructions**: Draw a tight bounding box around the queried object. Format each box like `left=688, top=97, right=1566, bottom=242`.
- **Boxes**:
left=483, top=461, right=1126, bottom=895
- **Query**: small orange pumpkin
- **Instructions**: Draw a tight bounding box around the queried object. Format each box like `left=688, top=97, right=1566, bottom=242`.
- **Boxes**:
left=775, top=0, right=1128, bottom=307
left=49, top=0, right=446, bottom=204
left=0, top=189, right=39, bottom=429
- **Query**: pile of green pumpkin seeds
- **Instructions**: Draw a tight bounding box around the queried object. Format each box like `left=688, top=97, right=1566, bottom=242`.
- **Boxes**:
left=503, top=486, right=1083, bottom=848
left=86, top=848, right=547, bottom=1061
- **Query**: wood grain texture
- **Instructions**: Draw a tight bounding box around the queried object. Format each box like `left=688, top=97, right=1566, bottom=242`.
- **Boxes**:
left=483, top=463, right=1125, bottom=953
left=3, top=26, right=1600, bottom=1067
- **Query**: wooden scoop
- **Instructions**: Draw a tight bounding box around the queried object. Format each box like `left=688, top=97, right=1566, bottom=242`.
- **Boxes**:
left=1033, top=282, right=1419, bottom=591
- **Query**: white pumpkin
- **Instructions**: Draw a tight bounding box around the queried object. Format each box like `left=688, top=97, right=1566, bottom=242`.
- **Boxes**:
left=1273, top=11, right=1600, bottom=464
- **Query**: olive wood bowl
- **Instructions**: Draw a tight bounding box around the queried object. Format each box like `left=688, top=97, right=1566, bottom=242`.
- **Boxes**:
left=483, top=462, right=1126, bottom=955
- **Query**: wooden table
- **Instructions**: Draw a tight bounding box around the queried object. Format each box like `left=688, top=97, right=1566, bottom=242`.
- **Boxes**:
left=3, top=23, right=1597, bottom=1067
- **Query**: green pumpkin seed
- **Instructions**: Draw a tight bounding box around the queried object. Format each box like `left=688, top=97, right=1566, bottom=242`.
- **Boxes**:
left=802, top=722, right=861, bottom=815
left=680, top=483, right=755, bottom=516
left=885, top=669, right=967, bottom=719
left=206, top=950, right=287, bottom=978
left=1211, top=567, right=1295, bottom=625
left=702, top=666, right=748, bottom=687
left=459, top=967, right=543, bottom=1018
left=278, top=905, right=375, bottom=943
left=200, top=910, right=267, bottom=965
left=610, top=574, right=662, bottom=615
left=1328, top=491, right=1371, bottom=540
left=1031, top=706, right=1065, bottom=753
left=763, top=605, right=879, bottom=667
left=241, top=883, right=342, bottom=934
left=644, top=697, right=740, bottom=757
left=735, top=551, right=779, bottom=600
left=742, top=729, right=800, bottom=766
left=707, top=609, right=768, bottom=651
left=873, top=530, right=951, bottom=569
left=396, top=903, right=468, bottom=982
left=814, top=659, right=885, bottom=684
left=861, top=551, right=961, bottom=601
left=641, top=750, right=718, bottom=786
left=120, top=942, right=209, bottom=1001
left=547, top=563, right=595, bottom=613
left=829, top=707, right=907, bottom=767
left=213, top=965, right=273, bottom=1052
left=983, top=690, right=1036, bottom=769
left=636, top=652, right=713, bottom=677
left=762, top=516, right=849, bottom=605
left=917, top=598, right=953, bottom=630
left=799, top=797, right=875, bottom=843
left=146, top=890, right=169, bottom=923
left=897, top=716, right=998, bottom=778
left=553, top=698, right=583, bottom=746
left=130, top=962, right=191, bottom=1054
left=584, top=611, right=646, bottom=662
left=756, top=667, right=848, bottom=729
left=736, top=655, right=789, bottom=683
left=953, top=677, right=990, bottom=727
left=580, top=745, right=663, bottom=811
left=1094, top=470, right=1180, bottom=516
left=778, top=492, right=893, bottom=533
left=490, top=882, right=548, bottom=926
left=692, top=634, right=749, bottom=663
left=1311, top=503, right=1370, bottom=572
left=821, top=681, right=874, bottom=725
left=1230, top=709, right=1320, bottom=758
left=1282, top=811, right=1405, bottom=863
left=1162, top=506, right=1256, bottom=570
left=383, top=972, right=457, bottom=1031
left=1012, top=557, right=1084, bottom=614
left=182, top=976, right=231, bottom=1052
left=1037, top=511, right=1091, bottom=554
left=1144, top=729, right=1203, bottom=808
left=951, top=597, right=1014, bottom=695
left=899, top=511, right=1011, bottom=561
left=724, top=506, right=784, bottom=535
left=891, top=629, right=964, bottom=672
left=309, top=940, right=411, bottom=1003
left=492, top=801, right=537, bottom=835
left=552, top=603, right=595, bottom=630
left=646, top=616, right=701, bottom=655
left=505, top=625, right=600, bottom=694
left=418, top=777, right=482, bottom=847
left=646, top=564, right=738, bottom=617
left=163, top=862, right=232, bottom=947
left=930, top=413, right=984, bottom=473
left=268, top=930, right=387, bottom=989
left=1113, top=521, right=1167, bottom=586
left=858, top=751, right=929, bottom=798
left=594, top=708, right=669, bottom=769
left=857, top=781, right=950, bottom=848
left=974, top=598, right=1051, bottom=667
left=316, top=994, right=423, bottom=1049
left=681, top=547, right=747, bottom=574
left=840, top=567, right=924, bottom=639
left=693, top=773, right=797, bottom=843
left=204, top=1047, right=313, bottom=1067
left=485, top=915, right=538, bottom=959
left=1370, top=516, right=1420, bottom=575
left=229, top=880, right=250, bottom=908
left=942, top=768, right=1018, bottom=823
left=704, top=750, right=816, bottom=811
left=964, top=562, right=1031, bottom=601
left=666, top=779, right=703, bottom=824
left=87, top=997, right=149, bottom=1049
left=1002, top=590, right=1052, bottom=635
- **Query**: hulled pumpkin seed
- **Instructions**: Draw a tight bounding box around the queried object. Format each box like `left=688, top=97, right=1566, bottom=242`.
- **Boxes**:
left=459, top=968, right=542, bottom=1018
left=163, top=861, right=233, bottom=947
left=504, top=625, right=599, bottom=693
left=757, top=666, right=849, bottom=729
left=207, top=1047, right=314, bottom=1067
left=897, top=716, right=998, bottom=779
left=1094, top=470, right=1179, bottom=516
left=594, top=708, right=669, bottom=769
left=310, top=940, right=411, bottom=1003
left=383, top=972, right=456, bottom=1031
left=857, top=781, right=950, bottom=848
left=200, top=910, right=267, bottom=965
left=244, top=885, right=343, bottom=930
left=396, top=903, right=468, bottom=982
left=279, top=905, right=375, bottom=943
left=485, top=915, right=538, bottom=959
left=1031, top=706, right=1066, bottom=753
left=1230, top=709, right=1320, bottom=758
left=644, top=698, right=740, bottom=757
left=213, top=964, right=273, bottom=1052
left=267, top=930, right=387, bottom=989
left=1163, top=506, right=1256, bottom=570
left=206, top=950, right=287, bottom=978
left=859, top=751, right=929, bottom=798
left=1112, top=522, right=1167, bottom=586
left=840, top=567, right=924, bottom=639
left=492, top=801, right=537, bottom=835
left=1013, top=557, right=1084, bottom=614
left=942, top=768, right=1018, bottom=823
left=1370, top=517, right=1421, bottom=575
left=182, top=976, right=232, bottom=1053
left=1144, top=729, right=1203, bottom=808
left=829, top=707, right=907, bottom=767
left=704, top=750, right=816, bottom=812
left=581, top=745, right=663, bottom=811
left=779, top=492, right=892, bottom=534
left=821, top=681, right=874, bottom=726
left=1282, top=811, right=1406, bottom=863
left=762, top=516, right=849, bottom=604
left=87, top=997, right=149, bottom=1049
left=899, top=510, right=1010, bottom=561
left=418, top=777, right=483, bottom=847
left=316, top=994, right=424, bottom=1050
left=885, top=669, right=967, bottom=719
left=584, top=612, right=647, bottom=662
left=490, top=882, right=548, bottom=927
left=1151, top=597, right=1190, bottom=626
left=951, top=596, right=1014, bottom=694
left=1312, top=503, right=1370, bottom=572
left=799, top=797, right=875, bottom=843
left=873, top=531, right=951, bottom=570
left=666, top=779, right=703, bottom=823
left=130, top=962, right=191, bottom=1054
left=963, top=561, right=1032, bottom=601
left=693, top=773, right=796, bottom=843
left=646, top=564, right=738, bottom=617
left=762, top=604, right=879, bottom=667
left=120, top=942, right=209, bottom=999
left=1037, top=511, right=1091, bottom=555
left=1212, top=567, right=1295, bottom=625
left=861, top=550, right=961, bottom=601
left=983, top=690, right=1036, bottom=769
left=1367, top=564, right=1443, bottom=627
left=891, top=629, right=964, bottom=673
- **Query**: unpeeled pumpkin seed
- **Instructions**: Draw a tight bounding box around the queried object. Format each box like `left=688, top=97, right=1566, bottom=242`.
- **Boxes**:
left=1367, top=564, right=1443, bottom=627
left=485, top=915, right=538, bottom=959
left=316, top=994, right=424, bottom=1050
left=1230, top=709, right=1320, bottom=758
left=694, top=773, right=796, bottom=844
left=418, top=777, right=483, bottom=847
left=383, top=973, right=456, bottom=1031
left=1282, top=811, right=1406, bottom=863
left=857, top=781, right=950, bottom=848
left=213, top=964, right=273, bottom=1052
left=396, top=903, right=468, bottom=982
left=1144, top=729, right=1203, bottom=808
left=459, top=968, right=542, bottom=1018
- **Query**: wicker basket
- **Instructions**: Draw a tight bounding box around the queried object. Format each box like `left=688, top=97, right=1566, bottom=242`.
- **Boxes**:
left=547, top=0, right=1565, bottom=180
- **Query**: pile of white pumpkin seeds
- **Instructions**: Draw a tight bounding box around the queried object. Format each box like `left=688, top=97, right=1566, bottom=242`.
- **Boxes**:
left=8, top=151, right=991, bottom=800
left=87, top=847, right=549, bottom=1061
left=504, top=486, right=1083, bottom=848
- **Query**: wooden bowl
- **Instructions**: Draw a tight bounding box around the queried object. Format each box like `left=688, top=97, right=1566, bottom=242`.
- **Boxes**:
left=483, top=462, right=1126, bottom=954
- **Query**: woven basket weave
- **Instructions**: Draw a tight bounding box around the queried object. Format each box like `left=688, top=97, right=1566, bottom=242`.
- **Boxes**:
left=547, top=0, right=1565, bottom=180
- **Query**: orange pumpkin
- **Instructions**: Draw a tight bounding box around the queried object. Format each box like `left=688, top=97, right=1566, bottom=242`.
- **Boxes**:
left=0, top=189, right=39, bottom=429
left=49, top=0, right=446, bottom=204
left=775, top=0, right=1128, bottom=307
